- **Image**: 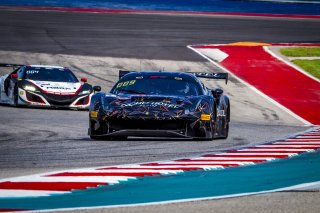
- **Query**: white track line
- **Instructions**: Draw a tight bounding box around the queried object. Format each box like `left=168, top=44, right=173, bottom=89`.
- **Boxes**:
left=0, top=189, right=68, bottom=198
left=62, top=169, right=182, bottom=175
left=284, top=139, right=320, bottom=141
left=274, top=142, right=320, bottom=145
left=137, top=165, right=224, bottom=170
left=146, top=162, right=240, bottom=165
left=9, top=176, right=135, bottom=184
left=256, top=144, right=320, bottom=148
left=193, top=157, right=275, bottom=161
left=171, top=161, right=254, bottom=165
left=238, top=148, right=313, bottom=152
left=216, top=153, right=297, bottom=156
left=297, top=136, right=320, bottom=138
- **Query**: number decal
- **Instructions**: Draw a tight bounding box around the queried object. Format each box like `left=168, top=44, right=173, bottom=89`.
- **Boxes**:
left=116, top=80, right=136, bottom=88
left=129, top=80, right=136, bottom=85
left=26, top=70, right=39, bottom=74
left=116, top=82, right=123, bottom=88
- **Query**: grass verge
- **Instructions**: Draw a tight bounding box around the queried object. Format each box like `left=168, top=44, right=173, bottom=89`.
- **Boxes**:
left=292, top=59, right=320, bottom=79
left=280, top=47, right=320, bottom=57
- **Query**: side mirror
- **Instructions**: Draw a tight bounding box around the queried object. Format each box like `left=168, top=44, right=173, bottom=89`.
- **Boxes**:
left=11, top=73, right=18, bottom=79
left=212, top=88, right=223, bottom=98
left=81, top=77, right=87, bottom=83
left=93, top=86, right=101, bottom=93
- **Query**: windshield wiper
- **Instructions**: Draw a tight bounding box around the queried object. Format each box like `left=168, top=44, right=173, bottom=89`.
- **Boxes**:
left=117, top=88, right=145, bottom=94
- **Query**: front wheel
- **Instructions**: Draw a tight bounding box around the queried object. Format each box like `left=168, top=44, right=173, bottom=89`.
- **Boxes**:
left=90, top=135, right=127, bottom=141
left=221, top=122, right=229, bottom=139
left=13, top=85, right=19, bottom=107
left=221, top=102, right=230, bottom=139
left=90, top=135, right=104, bottom=140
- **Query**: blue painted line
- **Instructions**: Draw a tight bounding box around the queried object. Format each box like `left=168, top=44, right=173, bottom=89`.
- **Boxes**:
left=0, top=0, right=319, bottom=15
left=0, top=150, right=319, bottom=211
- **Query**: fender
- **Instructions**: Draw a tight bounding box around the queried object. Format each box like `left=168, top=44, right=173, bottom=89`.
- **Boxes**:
left=223, top=95, right=230, bottom=122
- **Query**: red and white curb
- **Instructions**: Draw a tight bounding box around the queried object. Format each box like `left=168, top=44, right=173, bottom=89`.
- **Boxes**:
left=188, top=42, right=320, bottom=125
left=0, top=127, right=319, bottom=198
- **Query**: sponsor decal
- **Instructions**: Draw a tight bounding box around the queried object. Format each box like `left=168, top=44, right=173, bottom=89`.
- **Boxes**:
left=200, top=114, right=211, bottom=121
left=217, top=110, right=226, bottom=117
left=90, top=111, right=98, bottom=118
left=45, top=86, right=72, bottom=90
left=121, top=101, right=180, bottom=109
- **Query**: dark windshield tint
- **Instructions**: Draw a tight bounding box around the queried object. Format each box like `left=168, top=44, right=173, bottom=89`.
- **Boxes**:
left=24, top=67, right=78, bottom=82
left=111, top=76, right=202, bottom=96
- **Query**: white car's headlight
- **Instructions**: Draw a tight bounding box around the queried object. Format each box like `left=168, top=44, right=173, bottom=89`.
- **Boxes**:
left=24, top=85, right=36, bottom=92
left=79, top=90, right=91, bottom=95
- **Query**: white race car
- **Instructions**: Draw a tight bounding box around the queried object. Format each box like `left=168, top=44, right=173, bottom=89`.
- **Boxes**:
left=0, top=64, right=98, bottom=109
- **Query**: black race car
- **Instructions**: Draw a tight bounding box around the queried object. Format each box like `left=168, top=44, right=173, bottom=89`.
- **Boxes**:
left=88, top=71, right=230, bottom=140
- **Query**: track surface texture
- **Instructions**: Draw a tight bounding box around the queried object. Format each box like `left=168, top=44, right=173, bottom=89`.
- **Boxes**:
left=1, top=10, right=320, bottom=60
left=0, top=9, right=319, bottom=212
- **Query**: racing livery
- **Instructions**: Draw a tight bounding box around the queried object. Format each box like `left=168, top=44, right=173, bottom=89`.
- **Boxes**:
left=0, top=64, right=94, bottom=109
left=89, top=71, right=230, bottom=140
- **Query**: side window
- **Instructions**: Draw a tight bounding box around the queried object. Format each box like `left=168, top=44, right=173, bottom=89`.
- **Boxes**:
left=17, top=67, right=25, bottom=79
left=201, top=82, right=207, bottom=94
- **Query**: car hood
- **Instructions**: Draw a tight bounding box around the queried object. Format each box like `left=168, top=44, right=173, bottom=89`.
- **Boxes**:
left=102, top=94, right=212, bottom=119
left=28, top=80, right=82, bottom=94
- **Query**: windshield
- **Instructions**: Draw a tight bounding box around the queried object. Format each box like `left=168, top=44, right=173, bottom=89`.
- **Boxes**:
left=111, top=76, right=202, bottom=96
left=24, top=67, right=79, bottom=83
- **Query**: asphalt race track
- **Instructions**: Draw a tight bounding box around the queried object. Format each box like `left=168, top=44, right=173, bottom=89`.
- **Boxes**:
left=0, top=9, right=319, bottom=212
left=1, top=10, right=320, bottom=60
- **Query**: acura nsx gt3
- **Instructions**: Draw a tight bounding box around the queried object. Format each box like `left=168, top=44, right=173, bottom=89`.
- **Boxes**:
left=0, top=64, right=94, bottom=109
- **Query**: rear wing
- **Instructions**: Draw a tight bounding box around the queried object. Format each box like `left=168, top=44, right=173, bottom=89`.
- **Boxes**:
left=0, top=63, right=23, bottom=70
left=187, top=72, right=228, bottom=84
left=119, top=70, right=133, bottom=79
left=119, top=70, right=228, bottom=84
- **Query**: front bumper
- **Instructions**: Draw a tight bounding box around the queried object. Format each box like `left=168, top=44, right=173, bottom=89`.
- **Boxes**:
left=89, top=116, right=213, bottom=139
left=18, top=88, right=91, bottom=109
left=89, top=129, right=192, bottom=138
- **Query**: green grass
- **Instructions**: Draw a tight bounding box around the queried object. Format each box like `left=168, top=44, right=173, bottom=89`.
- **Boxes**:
left=292, top=59, right=320, bottom=79
left=280, top=47, right=320, bottom=57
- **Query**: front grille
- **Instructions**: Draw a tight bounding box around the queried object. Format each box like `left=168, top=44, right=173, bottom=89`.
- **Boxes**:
left=42, top=93, right=77, bottom=105
left=108, top=119, right=187, bottom=131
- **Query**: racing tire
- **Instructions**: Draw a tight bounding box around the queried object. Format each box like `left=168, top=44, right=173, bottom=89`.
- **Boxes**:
left=221, top=122, right=229, bottom=139
left=221, top=102, right=230, bottom=139
left=90, top=135, right=112, bottom=141
left=90, top=135, right=102, bottom=140
left=211, top=102, right=218, bottom=140
left=112, top=136, right=128, bottom=141
left=13, top=85, right=19, bottom=107
left=90, top=135, right=127, bottom=141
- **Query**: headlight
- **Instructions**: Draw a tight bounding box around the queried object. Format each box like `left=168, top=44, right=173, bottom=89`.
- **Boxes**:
left=24, top=85, right=36, bottom=92
left=79, top=90, right=91, bottom=95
